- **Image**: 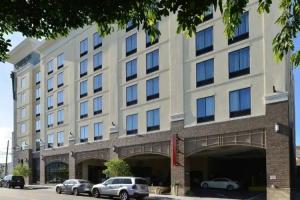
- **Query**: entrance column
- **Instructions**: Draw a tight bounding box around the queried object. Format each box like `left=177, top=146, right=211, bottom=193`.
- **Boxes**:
left=69, top=138, right=76, bottom=179
left=40, top=155, right=45, bottom=184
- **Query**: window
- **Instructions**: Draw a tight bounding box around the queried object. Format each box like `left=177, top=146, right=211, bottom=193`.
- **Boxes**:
left=47, top=95, right=53, bottom=110
left=147, top=109, right=160, bottom=132
left=57, top=132, right=64, bottom=147
left=35, top=104, right=40, bottom=116
left=47, top=133, right=54, bottom=148
left=80, top=101, right=88, bottom=118
left=94, top=74, right=102, bottom=93
left=146, top=23, right=159, bottom=47
left=47, top=77, right=53, bottom=92
left=35, top=139, right=40, bottom=151
left=47, top=60, right=54, bottom=74
left=202, top=5, right=213, bottom=22
left=228, top=12, right=249, bottom=44
left=197, top=96, right=215, bottom=123
left=36, top=71, right=40, bottom=84
left=93, top=52, right=102, bottom=71
left=229, top=47, right=250, bottom=78
left=126, top=114, right=138, bottom=135
left=57, top=91, right=64, bottom=106
left=196, top=58, right=214, bottom=87
left=47, top=113, right=54, bottom=128
left=80, top=38, right=88, bottom=57
left=21, top=141, right=27, bottom=150
left=21, top=108, right=26, bottom=119
left=126, top=84, right=137, bottom=106
left=126, top=20, right=136, bottom=32
left=94, top=122, right=103, bottom=140
left=21, top=123, right=26, bottom=133
left=57, top=110, right=64, bottom=125
left=126, top=59, right=137, bottom=81
left=57, top=53, right=64, bottom=68
left=36, top=120, right=40, bottom=132
left=126, top=33, right=137, bottom=56
left=35, top=87, right=40, bottom=100
left=146, top=77, right=159, bottom=101
left=80, top=80, right=88, bottom=98
left=93, top=32, right=102, bottom=49
left=21, top=93, right=26, bottom=104
left=80, top=126, right=88, bottom=143
left=57, top=72, right=64, bottom=87
left=196, top=27, right=213, bottom=56
left=93, top=96, right=103, bottom=115
left=146, top=49, right=159, bottom=74
left=80, top=59, right=88, bottom=77
left=229, top=87, right=251, bottom=118
left=21, top=77, right=26, bottom=89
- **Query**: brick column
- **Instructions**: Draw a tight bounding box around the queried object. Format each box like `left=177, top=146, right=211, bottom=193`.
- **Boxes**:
left=68, top=138, right=76, bottom=179
left=40, top=155, right=45, bottom=184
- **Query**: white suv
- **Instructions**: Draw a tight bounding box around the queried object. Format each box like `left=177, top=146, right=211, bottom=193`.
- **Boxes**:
left=91, top=177, right=149, bottom=200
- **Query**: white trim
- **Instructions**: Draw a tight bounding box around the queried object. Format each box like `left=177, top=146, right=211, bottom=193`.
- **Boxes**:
left=265, top=92, right=288, bottom=104
left=170, top=113, right=184, bottom=122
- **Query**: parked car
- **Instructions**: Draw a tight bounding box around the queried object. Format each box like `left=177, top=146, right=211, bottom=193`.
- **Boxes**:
left=91, top=177, right=149, bottom=200
left=0, top=178, right=3, bottom=187
left=201, top=178, right=240, bottom=190
left=1, top=175, right=25, bottom=189
left=55, top=179, right=93, bottom=196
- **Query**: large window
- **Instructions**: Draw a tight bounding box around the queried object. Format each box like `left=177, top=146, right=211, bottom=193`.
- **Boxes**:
left=94, top=74, right=102, bottom=93
left=45, top=162, right=68, bottom=183
left=21, top=77, right=26, bottom=89
left=35, top=87, right=40, bottom=100
left=80, top=80, right=88, bottom=98
left=147, top=108, right=160, bottom=132
left=57, top=110, right=64, bottom=125
left=197, top=96, right=215, bottom=123
left=57, top=72, right=64, bottom=87
left=57, top=53, right=64, bottom=68
left=196, top=27, right=213, bottom=56
left=36, top=71, right=41, bottom=84
left=93, top=32, right=102, bottom=49
left=47, top=113, right=54, bottom=128
left=196, top=59, right=214, bottom=87
left=21, top=123, right=26, bottom=134
left=80, top=101, right=88, bottom=119
left=57, top=132, right=64, bottom=147
left=146, top=77, right=159, bottom=101
left=36, top=139, right=40, bottom=151
left=36, top=119, right=41, bottom=132
left=47, top=133, right=54, bottom=148
left=80, top=126, right=88, bottom=143
left=93, top=96, right=103, bottom=115
left=80, top=38, right=88, bottom=57
left=229, top=12, right=249, bottom=44
left=202, top=5, right=213, bottom=22
left=126, top=20, right=136, bottom=32
left=94, top=122, right=103, bottom=140
left=47, top=77, right=53, bottom=92
left=126, top=114, right=138, bottom=135
left=47, top=95, right=53, bottom=110
left=126, top=59, right=137, bottom=81
left=80, top=59, right=88, bottom=77
left=21, top=108, right=26, bottom=119
left=57, top=91, right=64, bottom=106
left=146, top=49, right=159, bottom=74
left=229, top=47, right=250, bottom=78
left=146, top=23, right=159, bottom=47
left=229, top=87, right=251, bottom=118
left=47, top=60, right=54, bottom=74
left=126, top=84, right=137, bottom=106
left=93, top=52, right=102, bottom=71
left=36, top=104, right=40, bottom=116
left=126, top=33, right=137, bottom=56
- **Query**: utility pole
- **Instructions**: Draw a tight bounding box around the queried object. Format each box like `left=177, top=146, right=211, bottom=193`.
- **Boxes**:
left=5, top=140, right=9, bottom=176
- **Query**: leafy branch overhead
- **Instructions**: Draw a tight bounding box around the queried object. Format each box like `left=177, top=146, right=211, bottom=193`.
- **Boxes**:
left=0, top=0, right=299, bottom=66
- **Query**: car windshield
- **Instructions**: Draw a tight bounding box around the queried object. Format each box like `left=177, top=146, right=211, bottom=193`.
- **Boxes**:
left=135, top=178, right=147, bottom=185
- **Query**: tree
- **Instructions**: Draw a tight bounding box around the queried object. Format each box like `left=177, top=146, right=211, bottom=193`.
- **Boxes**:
left=0, top=0, right=299, bottom=66
left=103, top=159, right=132, bottom=177
left=12, top=164, right=31, bottom=177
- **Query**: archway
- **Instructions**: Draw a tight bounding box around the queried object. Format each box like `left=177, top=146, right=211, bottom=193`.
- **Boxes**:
left=45, top=162, right=68, bottom=184
left=76, top=159, right=106, bottom=184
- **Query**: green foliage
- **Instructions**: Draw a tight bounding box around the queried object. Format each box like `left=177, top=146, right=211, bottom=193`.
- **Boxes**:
left=0, top=0, right=299, bottom=66
left=13, top=164, right=31, bottom=177
left=103, top=159, right=132, bottom=178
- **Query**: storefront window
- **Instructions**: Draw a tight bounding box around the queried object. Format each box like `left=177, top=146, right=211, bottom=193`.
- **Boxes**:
left=46, top=162, right=68, bottom=183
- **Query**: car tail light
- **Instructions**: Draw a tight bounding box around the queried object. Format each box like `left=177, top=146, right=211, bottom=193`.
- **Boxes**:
left=132, top=184, right=137, bottom=189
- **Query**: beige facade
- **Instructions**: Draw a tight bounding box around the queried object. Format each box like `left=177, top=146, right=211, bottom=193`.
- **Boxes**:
left=8, top=0, right=295, bottom=199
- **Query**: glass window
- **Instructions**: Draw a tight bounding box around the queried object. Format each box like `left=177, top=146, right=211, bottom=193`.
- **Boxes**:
left=80, top=80, right=88, bottom=97
left=146, top=23, right=159, bottom=47
left=36, top=71, right=40, bottom=84
left=80, top=126, right=88, bottom=142
left=57, top=53, right=64, bottom=67
left=47, top=95, right=53, bottom=109
left=36, top=119, right=40, bottom=132
left=229, top=47, right=250, bottom=78
left=80, top=59, right=88, bottom=77
left=47, top=77, right=53, bottom=91
left=126, top=59, right=137, bottom=81
left=21, top=141, right=26, bottom=150
left=146, top=77, right=159, bottom=100
left=147, top=108, right=160, bottom=131
left=35, top=87, right=40, bottom=99
left=93, top=32, right=102, bottom=48
left=196, top=58, right=214, bottom=87
left=21, top=77, right=26, bottom=89
left=93, top=96, right=102, bottom=115
left=229, top=12, right=249, bottom=44
left=146, top=49, right=159, bottom=73
left=57, top=91, right=64, bottom=106
left=57, top=110, right=64, bottom=124
left=93, top=52, right=102, bottom=70
left=80, top=38, right=88, bottom=56
left=126, top=33, right=137, bottom=56
left=47, top=60, right=54, bottom=74
left=57, top=72, right=64, bottom=87
left=229, top=87, right=251, bottom=117
left=196, top=26, right=213, bottom=56
left=21, top=108, right=26, bottom=118
left=94, top=74, right=102, bottom=92
left=57, top=132, right=64, bottom=147
left=94, top=122, right=103, bottom=140
left=47, top=133, right=54, bottom=148
left=126, top=114, right=138, bottom=135
left=80, top=101, right=88, bottom=118
left=197, top=96, right=215, bottom=123
left=21, top=123, right=26, bottom=133
left=203, top=5, right=213, bottom=21
left=36, top=139, right=40, bottom=151
left=126, top=84, right=137, bottom=106
left=126, top=20, right=136, bottom=31
left=47, top=113, right=54, bottom=127
left=35, top=104, right=40, bottom=115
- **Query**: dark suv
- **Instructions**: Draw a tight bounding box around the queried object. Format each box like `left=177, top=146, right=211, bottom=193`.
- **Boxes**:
left=2, top=175, right=25, bottom=189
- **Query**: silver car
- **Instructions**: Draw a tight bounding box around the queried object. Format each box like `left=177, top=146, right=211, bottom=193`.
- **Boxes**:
left=56, top=179, right=93, bottom=196
left=92, top=177, right=149, bottom=200
left=201, top=178, right=240, bottom=190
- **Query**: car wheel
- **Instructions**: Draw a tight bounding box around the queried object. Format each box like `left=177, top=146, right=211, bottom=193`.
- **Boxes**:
left=202, top=183, right=209, bottom=189
left=227, top=185, right=234, bottom=191
left=92, top=188, right=100, bottom=198
left=73, top=188, right=79, bottom=196
left=56, top=187, right=62, bottom=194
left=119, top=191, right=129, bottom=200
left=20, top=185, right=24, bottom=189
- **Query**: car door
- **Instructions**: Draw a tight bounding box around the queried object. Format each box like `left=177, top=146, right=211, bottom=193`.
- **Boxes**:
left=110, top=178, right=121, bottom=196
left=101, top=178, right=114, bottom=195
left=63, top=180, right=71, bottom=193
left=211, top=178, right=222, bottom=189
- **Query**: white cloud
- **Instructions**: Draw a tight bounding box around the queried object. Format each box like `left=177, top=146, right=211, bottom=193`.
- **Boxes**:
left=0, top=127, right=13, bottom=163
